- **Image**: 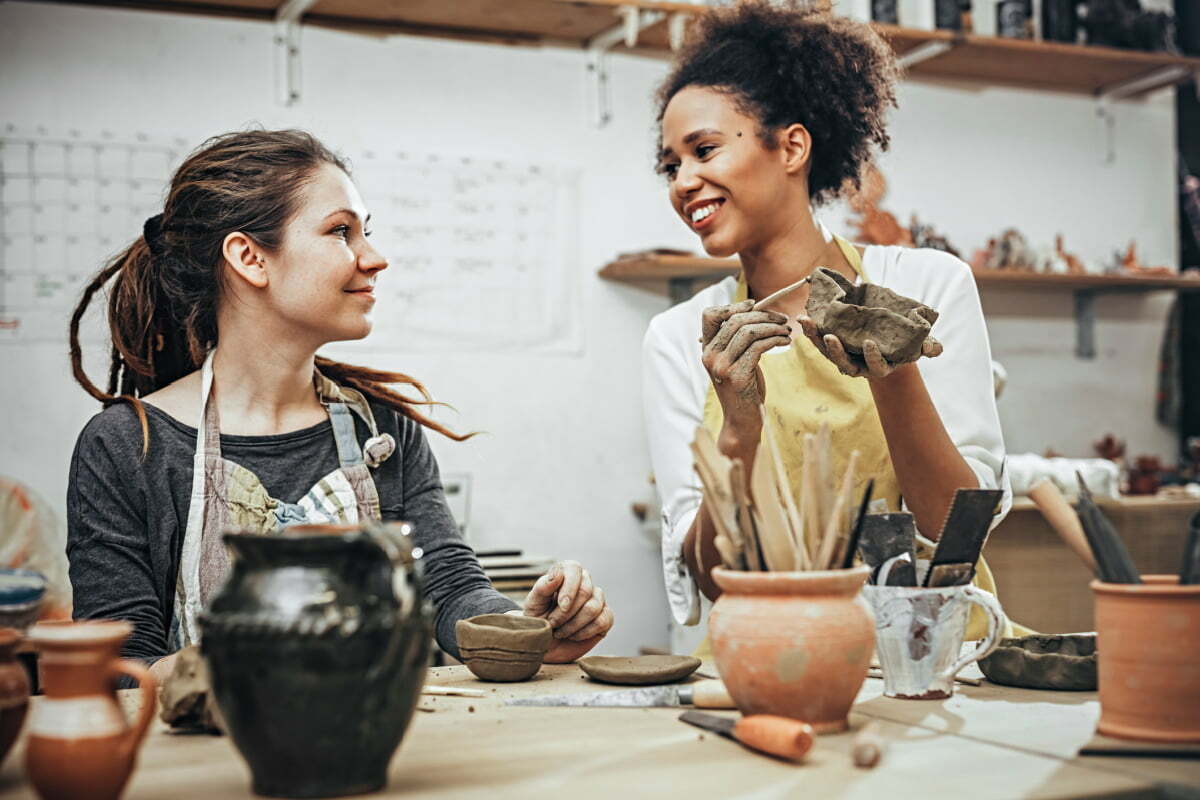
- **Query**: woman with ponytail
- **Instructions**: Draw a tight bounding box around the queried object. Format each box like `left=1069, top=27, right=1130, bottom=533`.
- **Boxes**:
left=68, top=129, right=613, bottom=680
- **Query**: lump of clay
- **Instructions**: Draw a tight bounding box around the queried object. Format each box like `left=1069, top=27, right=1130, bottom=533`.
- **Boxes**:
left=805, top=267, right=939, bottom=367
left=578, top=655, right=701, bottom=686
left=159, top=645, right=225, bottom=734
left=978, top=633, right=1096, bottom=691
left=455, top=614, right=553, bottom=683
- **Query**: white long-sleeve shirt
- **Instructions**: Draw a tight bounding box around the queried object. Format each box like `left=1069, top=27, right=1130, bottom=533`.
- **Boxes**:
left=642, top=244, right=1011, bottom=626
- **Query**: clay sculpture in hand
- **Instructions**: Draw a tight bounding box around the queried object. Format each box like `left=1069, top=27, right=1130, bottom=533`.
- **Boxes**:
left=456, top=614, right=553, bottom=682
left=805, top=267, right=941, bottom=369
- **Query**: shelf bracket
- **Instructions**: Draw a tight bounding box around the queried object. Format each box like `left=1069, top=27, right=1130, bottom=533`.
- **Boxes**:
left=1097, top=65, right=1195, bottom=103
left=274, top=0, right=319, bottom=107
left=897, top=40, right=954, bottom=70
left=1074, top=289, right=1096, bottom=360
left=586, top=6, right=667, bottom=128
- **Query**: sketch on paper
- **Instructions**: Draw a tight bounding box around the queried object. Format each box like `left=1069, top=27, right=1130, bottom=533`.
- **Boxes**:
left=0, top=125, right=581, bottom=354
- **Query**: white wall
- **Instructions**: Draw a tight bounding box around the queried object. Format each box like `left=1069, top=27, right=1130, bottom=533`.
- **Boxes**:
left=0, top=2, right=1180, bottom=655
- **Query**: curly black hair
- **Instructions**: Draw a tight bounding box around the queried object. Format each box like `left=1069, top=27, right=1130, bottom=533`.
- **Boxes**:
left=656, top=1, right=899, bottom=205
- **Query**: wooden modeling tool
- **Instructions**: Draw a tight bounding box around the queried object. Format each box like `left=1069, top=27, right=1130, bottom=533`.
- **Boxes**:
left=752, top=277, right=810, bottom=311
left=923, top=488, right=1004, bottom=587
left=750, top=424, right=798, bottom=571
left=679, top=711, right=815, bottom=762
left=421, top=685, right=486, bottom=698
left=840, top=479, right=875, bottom=569
left=852, top=721, right=885, bottom=768
left=1181, top=511, right=1200, bottom=586
left=816, top=450, right=859, bottom=570
left=1074, top=473, right=1141, bottom=584
left=1028, top=479, right=1097, bottom=572
left=761, top=412, right=808, bottom=568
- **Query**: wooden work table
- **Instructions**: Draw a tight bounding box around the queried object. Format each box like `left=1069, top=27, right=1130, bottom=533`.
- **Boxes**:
left=0, top=664, right=1196, bottom=799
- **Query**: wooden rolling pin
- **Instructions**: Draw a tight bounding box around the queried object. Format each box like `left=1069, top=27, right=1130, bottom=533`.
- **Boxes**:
left=1027, top=479, right=1097, bottom=572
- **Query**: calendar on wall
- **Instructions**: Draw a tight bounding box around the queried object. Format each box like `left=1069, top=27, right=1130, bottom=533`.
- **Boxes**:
left=0, top=125, right=581, bottom=353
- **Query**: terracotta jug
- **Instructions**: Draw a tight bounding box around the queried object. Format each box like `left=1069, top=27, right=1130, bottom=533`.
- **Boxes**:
left=1093, top=575, right=1200, bottom=742
left=25, top=621, right=157, bottom=800
left=708, top=565, right=873, bottom=733
left=0, top=627, right=30, bottom=766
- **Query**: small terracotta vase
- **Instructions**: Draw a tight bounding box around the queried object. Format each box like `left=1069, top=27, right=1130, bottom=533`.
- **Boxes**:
left=25, top=620, right=157, bottom=800
left=0, top=627, right=30, bottom=766
left=709, top=566, right=873, bottom=733
left=1093, top=575, right=1200, bottom=743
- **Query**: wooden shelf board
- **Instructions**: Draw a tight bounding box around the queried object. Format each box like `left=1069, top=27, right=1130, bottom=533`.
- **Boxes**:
left=1011, top=494, right=1200, bottom=512
left=599, top=255, right=1200, bottom=297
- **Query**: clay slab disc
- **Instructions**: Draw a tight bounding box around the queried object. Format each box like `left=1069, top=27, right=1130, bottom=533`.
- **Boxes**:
left=578, top=655, right=701, bottom=685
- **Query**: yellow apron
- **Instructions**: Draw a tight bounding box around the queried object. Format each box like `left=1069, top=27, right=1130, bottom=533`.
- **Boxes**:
left=695, top=236, right=1027, bottom=654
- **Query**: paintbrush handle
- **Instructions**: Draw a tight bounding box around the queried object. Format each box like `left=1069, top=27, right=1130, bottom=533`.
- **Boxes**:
left=1028, top=479, right=1097, bottom=572
left=733, top=715, right=815, bottom=761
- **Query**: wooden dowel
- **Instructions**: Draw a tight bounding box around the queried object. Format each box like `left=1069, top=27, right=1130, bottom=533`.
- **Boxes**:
left=752, top=277, right=810, bottom=311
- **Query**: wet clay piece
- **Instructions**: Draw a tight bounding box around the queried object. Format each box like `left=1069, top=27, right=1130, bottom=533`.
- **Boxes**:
left=456, top=614, right=553, bottom=683
left=159, top=645, right=225, bottom=734
left=806, top=267, right=939, bottom=366
left=978, top=634, right=1097, bottom=691
left=578, top=655, right=701, bottom=686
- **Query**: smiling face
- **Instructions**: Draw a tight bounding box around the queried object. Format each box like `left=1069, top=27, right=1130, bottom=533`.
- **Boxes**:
left=659, top=86, right=808, bottom=258
left=261, top=163, right=387, bottom=345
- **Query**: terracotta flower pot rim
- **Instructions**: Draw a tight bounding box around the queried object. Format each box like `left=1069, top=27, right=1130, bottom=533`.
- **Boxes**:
left=1091, top=574, right=1200, bottom=597
left=711, top=565, right=870, bottom=595
left=27, top=620, right=132, bottom=645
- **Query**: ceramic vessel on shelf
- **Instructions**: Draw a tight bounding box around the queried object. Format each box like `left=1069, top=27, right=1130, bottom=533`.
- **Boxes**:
left=24, top=620, right=156, bottom=800
left=0, top=568, right=46, bottom=631
left=708, top=565, right=873, bottom=733
left=200, top=522, right=432, bottom=799
left=0, top=627, right=30, bottom=767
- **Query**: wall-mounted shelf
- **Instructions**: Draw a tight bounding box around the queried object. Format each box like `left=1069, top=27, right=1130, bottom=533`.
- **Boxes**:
left=599, top=252, right=1200, bottom=358
left=38, top=1, right=1200, bottom=101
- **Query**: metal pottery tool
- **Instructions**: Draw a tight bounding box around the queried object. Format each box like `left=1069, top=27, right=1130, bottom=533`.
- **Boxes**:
left=857, top=512, right=917, bottom=583
left=877, top=552, right=917, bottom=587
left=679, top=711, right=814, bottom=762
left=923, top=488, right=1004, bottom=587
left=1074, top=473, right=1141, bottom=584
left=1181, top=511, right=1200, bottom=586
left=506, top=679, right=735, bottom=709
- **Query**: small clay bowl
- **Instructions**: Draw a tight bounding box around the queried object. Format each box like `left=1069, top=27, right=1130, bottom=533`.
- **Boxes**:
left=0, top=569, right=46, bottom=632
left=978, top=633, right=1097, bottom=691
left=578, top=655, right=702, bottom=686
left=455, top=614, right=553, bottom=683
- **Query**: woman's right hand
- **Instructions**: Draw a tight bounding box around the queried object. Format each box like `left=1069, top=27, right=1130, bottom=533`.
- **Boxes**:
left=700, top=299, right=791, bottom=455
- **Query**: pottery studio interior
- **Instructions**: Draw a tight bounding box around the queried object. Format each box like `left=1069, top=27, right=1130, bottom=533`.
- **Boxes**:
left=1, top=0, right=1199, bottom=798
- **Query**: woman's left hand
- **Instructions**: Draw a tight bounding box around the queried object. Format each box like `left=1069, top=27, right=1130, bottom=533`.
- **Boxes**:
left=796, top=314, right=942, bottom=379
left=522, top=560, right=614, bottom=663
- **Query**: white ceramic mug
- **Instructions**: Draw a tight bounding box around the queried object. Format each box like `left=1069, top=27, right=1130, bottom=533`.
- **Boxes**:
left=862, top=584, right=1007, bottom=699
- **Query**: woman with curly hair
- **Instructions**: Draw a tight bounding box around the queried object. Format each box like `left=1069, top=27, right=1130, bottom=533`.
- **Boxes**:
left=67, top=129, right=613, bottom=682
left=643, top=1, right=1019, bottom=639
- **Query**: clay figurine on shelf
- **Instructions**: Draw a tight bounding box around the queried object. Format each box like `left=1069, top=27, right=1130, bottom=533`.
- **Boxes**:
left=1127, top=455, right=1163, bottom=496
left=973, top=229, right=1038, bottom=272
left=1093, top=434, right=1127, bottom=463
left=456, top=614, right=553, bottom=682
left=847, top=164, right=914, bottom=248
left=1056, top=235, right=1088, bottom=275
left=909, top=215, right=961, bottom=258
left=1114, top=242, right=1173, bottom=277
left=805, top=267, right=942, bottom=369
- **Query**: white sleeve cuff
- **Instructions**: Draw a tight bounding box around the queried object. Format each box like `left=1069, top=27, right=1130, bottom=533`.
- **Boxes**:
left=660, top=506, right=701, bottom=626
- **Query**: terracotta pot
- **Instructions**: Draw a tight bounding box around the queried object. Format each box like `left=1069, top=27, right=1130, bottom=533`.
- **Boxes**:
left=25, top=620, right=156, bottom=800
left=1093, top=575, right=1200, bottom=743
left=709, top=566, right=873, bottom=733
left=0, top=628, right=30, bottom=767
left=201, top=523, right=431, bottom=799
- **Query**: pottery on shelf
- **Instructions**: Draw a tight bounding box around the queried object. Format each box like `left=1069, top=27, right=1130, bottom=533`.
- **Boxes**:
left=1093, top=576, right=1200, bottom=743
left=978, top=633, right=1097, bottom=691
left=456, top=614, right=552, bottom=682
left=0, top=628, right=30, bottom=767
left=200, top=522, right=432, bottom=799
left=708, top=566, right=873, bottom=733
left=25, top=620, right=156, bottom=800
left=578, top=655, right=701, bottom=686
left=0, top=568, right=47, bottom=631
left=806, top=267, right=939, bottom=366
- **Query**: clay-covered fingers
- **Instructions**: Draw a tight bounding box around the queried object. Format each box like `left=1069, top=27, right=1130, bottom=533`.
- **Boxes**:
left=522, top=562, right=565, bottom=618
left=796, top=315, right=830, bottom=355
left=701, top=299, right=754, bottom=344
left=546, top=565, right=592, bottom=628
left=822, top=334, right=864, bottom=377
left=555, top=586, right=608, bottom=640
left=861, top=340, right=895, bottom=378
left=921, top=335, right=943, bottom=359
left=568, top=605, right=614, bottom=643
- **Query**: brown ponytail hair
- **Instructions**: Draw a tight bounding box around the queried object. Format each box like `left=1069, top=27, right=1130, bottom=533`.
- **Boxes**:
left=68, top=128, right=471, bottom=447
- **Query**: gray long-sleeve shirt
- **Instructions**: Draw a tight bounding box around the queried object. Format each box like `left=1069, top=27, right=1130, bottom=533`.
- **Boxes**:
left=67, top=400, right=517, bottom=665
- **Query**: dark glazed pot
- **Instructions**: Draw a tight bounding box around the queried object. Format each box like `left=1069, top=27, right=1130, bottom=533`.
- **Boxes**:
left=200, top=523, right=431, bottom=798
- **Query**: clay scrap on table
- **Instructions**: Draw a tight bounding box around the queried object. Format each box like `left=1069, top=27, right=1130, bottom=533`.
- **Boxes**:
left=578, top=655, right=701, bottom=686
left=805, top=267, right=940, bottom=367
left=456, top=613, right=553, bottom=683
left=978, top=633, right=1097, bottom=691
left=159, top=645, right=225, bottom=734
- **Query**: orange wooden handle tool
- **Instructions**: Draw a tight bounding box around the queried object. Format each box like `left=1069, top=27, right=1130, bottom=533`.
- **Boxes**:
left=732, top=715, right=815, bottom=761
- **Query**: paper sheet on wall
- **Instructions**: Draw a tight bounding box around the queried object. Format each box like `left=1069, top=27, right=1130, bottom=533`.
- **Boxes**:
left=0, top=125, right=581, bottom=353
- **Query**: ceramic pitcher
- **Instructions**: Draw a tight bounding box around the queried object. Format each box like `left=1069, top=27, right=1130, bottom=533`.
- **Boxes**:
left=25, top=620, right=157, bottom=800
left=0, top=627, right=30, bottom=767
left=863, top=584, right=1006, bottom=699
